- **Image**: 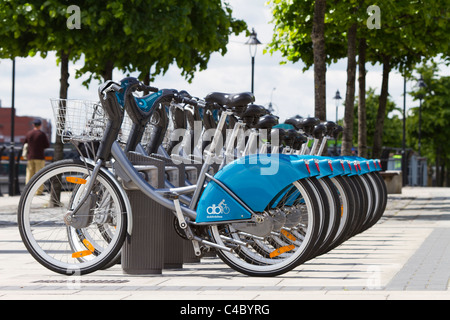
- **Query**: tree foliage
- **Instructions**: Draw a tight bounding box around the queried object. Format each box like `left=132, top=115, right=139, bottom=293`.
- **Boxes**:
left=267, top=0, right=449, bottom=158
left=75, top=0, right=247, bottom=84
left=1, top=0, right=247, bottom=83
left=353, top=87, right=402, bottom=149
left=407, top=63, right=450, bottom=186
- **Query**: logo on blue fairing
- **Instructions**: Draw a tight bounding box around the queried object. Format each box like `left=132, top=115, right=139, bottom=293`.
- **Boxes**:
left=206, top=199, right=230, bottom=218
left=196, top=181, right=252, bottom=223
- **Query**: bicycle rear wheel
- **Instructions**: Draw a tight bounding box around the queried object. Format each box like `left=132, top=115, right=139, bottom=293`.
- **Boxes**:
left=18, top=159, right=127, bottom=275
left=208, top=178, right=321, bottom=277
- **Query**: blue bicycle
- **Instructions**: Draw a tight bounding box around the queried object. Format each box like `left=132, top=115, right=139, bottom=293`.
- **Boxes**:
left=18, top=78, right=334, bottom=277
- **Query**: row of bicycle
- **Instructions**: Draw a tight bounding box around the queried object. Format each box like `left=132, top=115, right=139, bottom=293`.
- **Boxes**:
left=18, top=77, right=387, bottom=277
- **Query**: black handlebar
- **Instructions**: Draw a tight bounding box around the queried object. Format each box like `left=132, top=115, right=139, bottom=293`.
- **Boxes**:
left=97, top=80, right=125, bottom=160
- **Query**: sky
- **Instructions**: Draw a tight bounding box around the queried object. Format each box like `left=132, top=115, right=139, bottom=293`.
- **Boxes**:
left=0, top=0, right=448, bottom=143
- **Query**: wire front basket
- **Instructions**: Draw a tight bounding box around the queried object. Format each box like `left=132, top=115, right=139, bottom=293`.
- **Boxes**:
left=51, top=99, right=107, bottom=143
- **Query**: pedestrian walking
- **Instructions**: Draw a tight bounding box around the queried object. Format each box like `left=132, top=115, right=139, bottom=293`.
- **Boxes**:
left=24, top=119, right=50, bottom=191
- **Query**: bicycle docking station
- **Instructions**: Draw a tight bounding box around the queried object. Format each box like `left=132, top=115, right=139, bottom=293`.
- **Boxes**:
left=116, top=151, right=208, bottom=274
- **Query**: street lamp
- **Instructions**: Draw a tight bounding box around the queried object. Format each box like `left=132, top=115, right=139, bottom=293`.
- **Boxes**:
left=245, top=28, right=261, bottom=94
left=333, top=90, right=342, bottom=149
left=267, top=87, right=276, bottom=113
left=402, top=76, right=407, bottom=186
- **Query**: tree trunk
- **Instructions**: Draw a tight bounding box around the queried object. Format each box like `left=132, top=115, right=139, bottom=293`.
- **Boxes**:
left=445, top=157, right=450, bottom=187
left=439, top=151, right=445, bottom=187
left=357, top=38, right=367, bottom=158
left=101, top=60, right=114, bottom=81
left=372, top=55, right=391, bottom=159
left=435, top=146, right=441, bottom=186
left=311, top=0, right=327, bottom=122
left=51, top=51, right=70, bottom=207
left=143, top=71, right=150, bottom=95
left=54, top=51, right=70, bottom=162
left=341, top=23, right=357, bottom=156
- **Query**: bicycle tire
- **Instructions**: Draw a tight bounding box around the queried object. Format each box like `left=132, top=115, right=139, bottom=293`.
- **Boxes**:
left=18, top=159, right=128, bottom=275
left=209, top=178, right=321, bottom=277
left=321, top=175, right=356, bottom=254
left=312, top=176, right=341, bottom=257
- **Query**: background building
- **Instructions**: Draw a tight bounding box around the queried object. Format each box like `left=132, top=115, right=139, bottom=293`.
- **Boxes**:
left=0, top=104, right=52, bottom=144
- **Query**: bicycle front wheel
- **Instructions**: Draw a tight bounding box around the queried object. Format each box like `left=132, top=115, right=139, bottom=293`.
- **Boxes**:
left=18, top=159, right=127, bottom=275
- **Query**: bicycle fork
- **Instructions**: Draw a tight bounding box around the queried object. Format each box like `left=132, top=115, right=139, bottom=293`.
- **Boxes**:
left=64, top=158, right=104, bottom=229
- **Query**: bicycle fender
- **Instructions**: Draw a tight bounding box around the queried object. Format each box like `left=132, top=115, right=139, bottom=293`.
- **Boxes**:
left=196, top=154, right=313, bottom=222
left=338, top=156, right=382, bottom=174
left=297, top=155, right=334, bottom=179
left=329, top=159, right=346, bottom=178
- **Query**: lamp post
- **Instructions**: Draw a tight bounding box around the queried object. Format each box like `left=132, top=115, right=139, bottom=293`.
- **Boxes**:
left=245, top=28, right=261, bottom=94
left=333, top=90, right=342, bottom=149
left=8, top=58, right=16, bottom=196
left=417, top=75, right=426, bottom=157
left=402, top=76, right=407, bottom=186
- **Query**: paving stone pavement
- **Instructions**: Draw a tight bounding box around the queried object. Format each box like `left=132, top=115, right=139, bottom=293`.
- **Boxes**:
left=1, top=186, right=450, bottom=300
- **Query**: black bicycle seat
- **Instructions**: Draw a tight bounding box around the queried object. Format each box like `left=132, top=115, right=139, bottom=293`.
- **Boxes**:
left=284, top=129, right=298, bottom=147
left=323, top=121, right=336, bottom=136
left=312, top=123, right=326, bottom=139
left=284, top=117, right=303, bottom=130
left=205, top=91, right=255, bottom=108
left=331, top=125, right=343, bottom=139
left=255, top=114, right=279, bottom=130
left=271, top=128, right=286, bottom=143
left=293, top=133, right=308, bottom=150
left=241, top=104, right=267, bottom=118
left=298, top=117, right=320, bottom=135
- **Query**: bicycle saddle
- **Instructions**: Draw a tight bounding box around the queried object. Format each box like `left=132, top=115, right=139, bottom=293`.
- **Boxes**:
left=205, top=91, right=255, bottom=108
left=271, top=128, right=286, bottom=143
left=331, top=125, right=343, bottom=139
left=241, top=104, right=268, bottom=118
left=323, top=121, right=336, bottom=136
left=293, top=133, right=308, bottom=150
left=312, top=123, right=326, bottom=139
left=284, top=129, right=298, bottom=147
left=284, top=116, right=303, bottom=130
left=255, top=114, right=279, bottom=130
left=297, top=117, right=320, bottom=135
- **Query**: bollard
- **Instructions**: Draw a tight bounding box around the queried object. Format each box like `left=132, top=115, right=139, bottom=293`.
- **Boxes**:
left=120, top=152, right=166, bottom=274
left=122, top=189, right=165, bottom=274
left=149, top=153, right=185, bottom=269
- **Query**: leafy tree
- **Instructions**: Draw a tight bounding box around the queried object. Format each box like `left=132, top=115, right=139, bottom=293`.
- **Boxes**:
left=75, top=1, right=246, bottom=85
left=268, top=0, right=345, bottom=124
left=407, top=63, right=450, bottom=186
left=1, top=0, right=246, bottom=201
left=368, top=0, right=450, bottom=158
left=311, top=0, right=327, bottom=122
left=267, top=0, right=372, bottom=155
left=267, top=0, right=449, bottom=158
left=353, top=87, right=402, bottom=150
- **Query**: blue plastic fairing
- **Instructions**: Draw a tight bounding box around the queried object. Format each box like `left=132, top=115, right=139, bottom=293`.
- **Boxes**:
left=196, top=154, right=315, bottom=223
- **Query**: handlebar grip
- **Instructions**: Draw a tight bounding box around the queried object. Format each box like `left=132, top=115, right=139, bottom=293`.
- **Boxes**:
left=100, top=81, right=123, bottom=96
left=180, top=96, right=199, bottom=107
left=137, top=83, right=159, bottom=93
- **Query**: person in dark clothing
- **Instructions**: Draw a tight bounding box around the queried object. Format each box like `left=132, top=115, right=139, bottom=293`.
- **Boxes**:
left=24, top=119, right=50, bottom=190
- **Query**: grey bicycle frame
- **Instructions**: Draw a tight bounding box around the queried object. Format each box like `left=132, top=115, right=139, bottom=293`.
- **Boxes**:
left=109, top=108, right=244, bottom=223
